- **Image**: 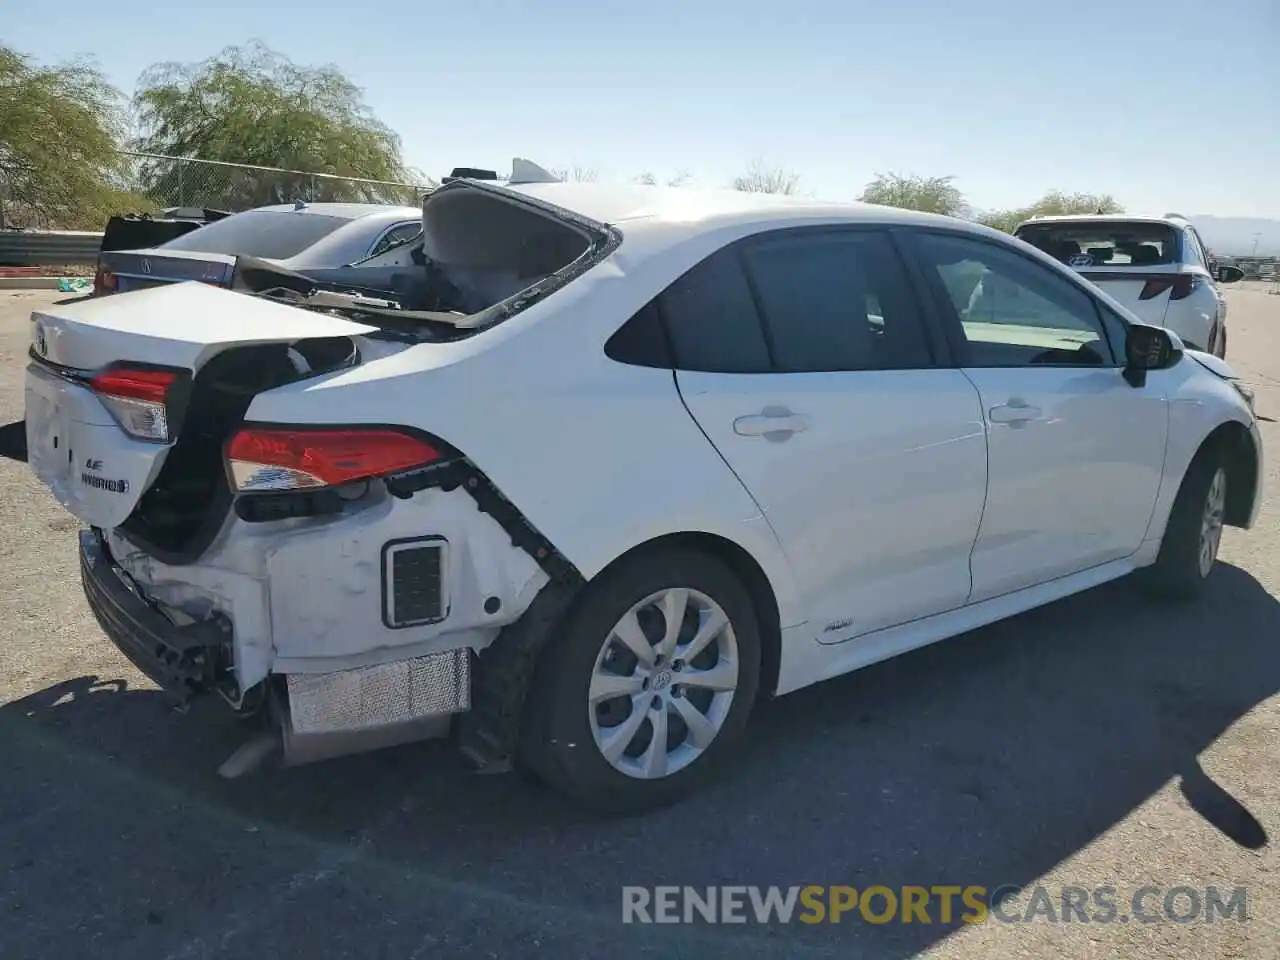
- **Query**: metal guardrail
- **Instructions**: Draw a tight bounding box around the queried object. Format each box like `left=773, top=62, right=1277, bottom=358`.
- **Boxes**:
left=0, top=230, right=104, bottom=267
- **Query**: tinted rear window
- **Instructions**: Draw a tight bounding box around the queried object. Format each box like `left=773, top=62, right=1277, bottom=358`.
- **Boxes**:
left=1015, top=220, right=1179, bottom=268
left=159, top=211, right=351, bottom=259
left=660, top=247, right=772, bottom=373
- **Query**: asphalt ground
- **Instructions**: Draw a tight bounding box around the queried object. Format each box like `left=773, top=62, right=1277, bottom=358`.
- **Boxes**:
left=1, top=284, right=1278, bottom=959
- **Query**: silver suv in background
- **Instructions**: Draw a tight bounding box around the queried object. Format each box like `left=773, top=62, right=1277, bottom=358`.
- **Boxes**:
left=1015, top=214, right=1244, bottom=357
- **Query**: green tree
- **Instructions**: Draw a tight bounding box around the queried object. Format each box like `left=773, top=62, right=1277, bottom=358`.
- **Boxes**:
left=131, top=42, right=420, bottom=208
left=732, top=160, right=800, bottom=195
left=0, top=45, right=150, bottom=228
left=979, top=190, right=1124, bottom=233
left=859, top=172, right=966, bottom=216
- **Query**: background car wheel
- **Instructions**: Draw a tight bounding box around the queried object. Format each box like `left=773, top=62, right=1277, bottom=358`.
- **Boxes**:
left=1138, top=450, right=1228, bottom=602
left=1215, top=327, right=1227, bottom=359
left=521, top=547, right=761, bottom=815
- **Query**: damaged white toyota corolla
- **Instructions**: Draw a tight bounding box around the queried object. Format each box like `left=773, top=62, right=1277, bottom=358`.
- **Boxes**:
left=7, top=171, right=1263, bottom=814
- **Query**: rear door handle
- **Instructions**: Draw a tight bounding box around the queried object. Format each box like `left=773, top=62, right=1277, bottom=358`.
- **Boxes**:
left=733, top=407, right=810, bottom=441
left=988, top=398, right=1041, bottom=425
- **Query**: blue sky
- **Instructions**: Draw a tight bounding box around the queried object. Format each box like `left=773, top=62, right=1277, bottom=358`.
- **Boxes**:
left=6, top=0, right=1278, bottom=217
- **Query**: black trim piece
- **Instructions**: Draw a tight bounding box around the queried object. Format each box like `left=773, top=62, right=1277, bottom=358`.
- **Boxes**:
left=887, top=228, right=972, bottom=365
left=456, top=576, right=583, bottom=774
left=234, top=487, right=345, bottom=523
left=380, top=535, right=449, bottom=629
left=79, top=528, right=231, bottom=705
left=887, top=226, right=957, bottom=367
left=1079, top=270, right=1181, bottom=284
left=0, top=419, right=27, bottom=463
left=384, top=456, right=581, bottom=585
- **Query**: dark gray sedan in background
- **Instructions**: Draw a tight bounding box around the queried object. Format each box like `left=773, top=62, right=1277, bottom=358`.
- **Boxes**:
left=93, top=201, right=423, bottom=296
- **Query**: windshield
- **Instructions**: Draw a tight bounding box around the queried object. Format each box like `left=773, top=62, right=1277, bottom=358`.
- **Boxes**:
left=1016, top=220, right=1180, bottom=268
left=158, top=210, right=351, bottom=259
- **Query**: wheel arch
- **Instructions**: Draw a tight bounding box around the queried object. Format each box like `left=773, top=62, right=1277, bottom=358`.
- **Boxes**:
left=1180, top=419, right=1258, bottom=529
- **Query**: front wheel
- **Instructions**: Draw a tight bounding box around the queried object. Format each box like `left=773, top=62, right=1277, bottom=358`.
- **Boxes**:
left=1138, top=453, right=1228, bottom=602
left=521, top=547, right=761, bottom=815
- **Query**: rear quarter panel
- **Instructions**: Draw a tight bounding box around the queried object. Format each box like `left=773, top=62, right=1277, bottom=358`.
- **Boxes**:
left=243, top=249, right=806, bottom=628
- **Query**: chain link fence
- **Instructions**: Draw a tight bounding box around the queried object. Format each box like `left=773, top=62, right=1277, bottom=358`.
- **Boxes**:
left=117, top=152, right=432, bottom=212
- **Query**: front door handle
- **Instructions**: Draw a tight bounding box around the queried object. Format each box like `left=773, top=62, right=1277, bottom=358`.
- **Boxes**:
left=733, top=406, right=810, bottom=441
left=988, top=398, right=1041, bottom=425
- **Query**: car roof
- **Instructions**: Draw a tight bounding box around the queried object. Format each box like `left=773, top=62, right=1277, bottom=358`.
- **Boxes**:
left=491, top=180, right=975, bottom=234
left=251, top=202, right=422, bottom=221
left=1017, top=214, right=1189, bottom=228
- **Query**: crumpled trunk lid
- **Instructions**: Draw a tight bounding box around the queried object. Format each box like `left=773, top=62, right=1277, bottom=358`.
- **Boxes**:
left=23, top=281, right=376, bottom=531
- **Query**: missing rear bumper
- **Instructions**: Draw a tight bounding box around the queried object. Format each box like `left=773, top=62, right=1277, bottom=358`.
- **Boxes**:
left=79, top=528, right=228, bottom=705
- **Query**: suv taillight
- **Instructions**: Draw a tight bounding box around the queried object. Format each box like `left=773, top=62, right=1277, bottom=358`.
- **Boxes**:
left=1139, top=275, right=1203, bottom=301
left=225, top=427, right=443, bottom=492
left=89, top=367, right=178, bottom=442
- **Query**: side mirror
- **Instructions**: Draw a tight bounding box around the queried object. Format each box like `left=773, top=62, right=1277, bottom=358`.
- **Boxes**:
left=1123, top=324, right=1180, bottom=387
left=1215, top=265, right=1245, bottom=284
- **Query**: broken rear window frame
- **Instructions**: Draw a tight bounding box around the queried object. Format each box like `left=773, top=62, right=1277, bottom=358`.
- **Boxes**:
left=238, top=180, right=623, bottom=340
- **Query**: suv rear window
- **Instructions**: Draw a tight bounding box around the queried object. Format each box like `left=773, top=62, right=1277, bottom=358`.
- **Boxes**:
left=1015, top=220, right=1179, bottom=268
left=158, top=211, right=351, bottom=259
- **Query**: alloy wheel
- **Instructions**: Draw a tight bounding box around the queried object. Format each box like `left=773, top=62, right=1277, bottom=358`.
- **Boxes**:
left=587, top=587, right=739, bottom=780
left=1198, top=467, right=1227, bottom=578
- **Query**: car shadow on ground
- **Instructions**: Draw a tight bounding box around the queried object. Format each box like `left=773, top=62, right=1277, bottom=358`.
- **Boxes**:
left=2, top=562, right=1277, bottom=958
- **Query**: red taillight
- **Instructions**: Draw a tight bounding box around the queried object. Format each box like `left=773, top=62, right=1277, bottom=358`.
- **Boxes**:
left=93, top=265, right=117, bottom=297
left=226, top=427, right=442, bottom=492
left=1170, top=275, right=1202, bottom=300
left=1139, top=275, right=1202, bottom=301
left=89, top=368, right=177, bottom=403
left=89, top=367, right=179, bottom=442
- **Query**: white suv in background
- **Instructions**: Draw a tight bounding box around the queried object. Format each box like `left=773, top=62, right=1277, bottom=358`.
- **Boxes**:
left=1014, top=214, right=1244, bottom=357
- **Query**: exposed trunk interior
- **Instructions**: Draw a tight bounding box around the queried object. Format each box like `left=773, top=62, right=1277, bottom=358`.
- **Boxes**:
left=416, top=186, right=593, bottom=313
left=238, top=183, right=598, bottom=323
left=118, top=336, right=358, bottom=563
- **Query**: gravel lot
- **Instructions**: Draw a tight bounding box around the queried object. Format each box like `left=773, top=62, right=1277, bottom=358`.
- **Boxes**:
left=1, top=285, right=1278, bottom=960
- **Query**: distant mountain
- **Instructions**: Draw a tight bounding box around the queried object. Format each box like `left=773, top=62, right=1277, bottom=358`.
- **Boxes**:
left=1184, top=216, right=1280, bottom=257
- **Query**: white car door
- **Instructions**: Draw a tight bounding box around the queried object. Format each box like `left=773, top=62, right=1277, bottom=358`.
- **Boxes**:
left=668, top=228, right=989, bottom=640
left=909, top=230, right=1169, bottom=603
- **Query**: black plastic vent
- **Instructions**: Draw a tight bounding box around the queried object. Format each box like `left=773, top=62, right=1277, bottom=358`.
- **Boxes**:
left=382, top=537, right=447, bottom=628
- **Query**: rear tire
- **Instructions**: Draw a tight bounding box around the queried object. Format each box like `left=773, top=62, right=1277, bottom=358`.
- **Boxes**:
left=521, top=547, right=761, bottom=815
left=1137, top=450, right=1228, bottom=603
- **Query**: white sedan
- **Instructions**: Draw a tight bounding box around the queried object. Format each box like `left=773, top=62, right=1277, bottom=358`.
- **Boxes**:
left=12, top=176, right=1263, bottom=814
